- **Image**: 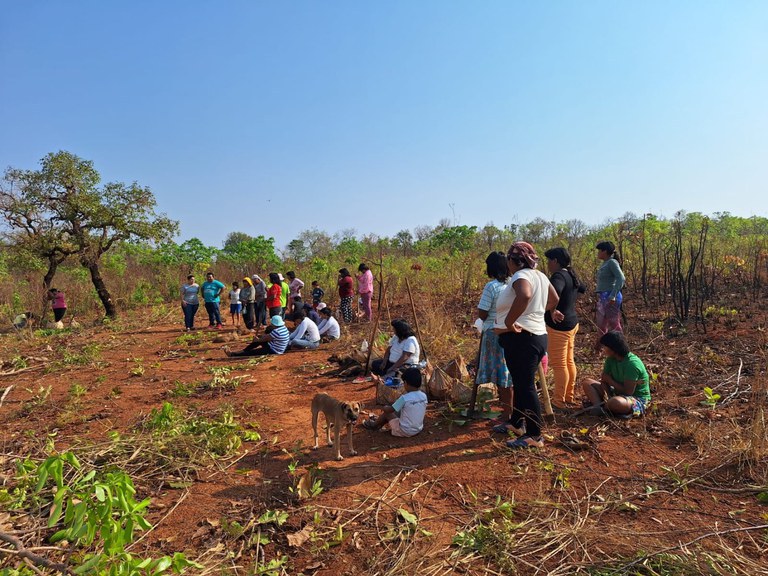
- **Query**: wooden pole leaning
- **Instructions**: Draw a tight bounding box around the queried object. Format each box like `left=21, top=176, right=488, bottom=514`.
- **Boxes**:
left=364, top=280, right=387, bottom=376
left=404, top=277, right=428, bottom=364
left=466, top=330, right=485, bottom=418
left=538, top=361, right=554, bottom=419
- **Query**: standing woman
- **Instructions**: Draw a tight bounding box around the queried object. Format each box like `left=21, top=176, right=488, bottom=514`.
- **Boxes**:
left=180, top=275, right=200, bottom=331
left=239, top=277, right=256, bottom=330
left=595, top=241, right=625, bottom=343
left=493, top=242, right=559, bottom=449
left=357, top=263, right=374, bottom=321
left=266, top=273, right=283, bottom=318
left=477, top=252, right=512, bottom=425
left=252, top=275, right=267, bottom=328
left=544, top=248, right=586, bottom=410
left=337, top=268, right=355, bottom=323
left=47, top=288, right=68, bottom=323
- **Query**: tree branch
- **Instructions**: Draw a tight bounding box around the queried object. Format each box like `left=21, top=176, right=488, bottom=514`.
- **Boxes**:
left=0, top=530, right=70, bottom=574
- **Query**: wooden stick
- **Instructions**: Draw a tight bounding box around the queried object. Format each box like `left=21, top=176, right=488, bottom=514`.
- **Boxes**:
left=404, top=277, right=428, bottom=363
left=0, top=385, right=14, bottom=408
left=466, top=331, right=485, bottom=418
left=364, top=280, right=388, bottom=375
left=538, top=361, right=554, bottom=418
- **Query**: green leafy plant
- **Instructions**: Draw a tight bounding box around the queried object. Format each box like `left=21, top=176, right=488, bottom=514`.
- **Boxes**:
left=701, top=386, right=721, bottom=408
left=130, top=358, right=145, bottom=377
left=7, top=451, right=200, bottom=575
left=452, top=495, right=521, bottom=572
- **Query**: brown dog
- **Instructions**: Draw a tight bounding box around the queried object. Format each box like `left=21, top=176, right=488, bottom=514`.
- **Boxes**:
left=311, top=393, right=361, bottom=461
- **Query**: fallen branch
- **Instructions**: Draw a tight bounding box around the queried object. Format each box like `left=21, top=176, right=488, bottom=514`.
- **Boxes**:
left=621, top=523, right=768, bottom=571
left=0, top=384, right=13, bottom=407
left=0, top=530, right=70, bottom=574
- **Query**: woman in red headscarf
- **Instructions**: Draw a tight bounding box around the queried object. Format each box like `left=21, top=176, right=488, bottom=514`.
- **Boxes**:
left=493, top=242, right=559, bottom=449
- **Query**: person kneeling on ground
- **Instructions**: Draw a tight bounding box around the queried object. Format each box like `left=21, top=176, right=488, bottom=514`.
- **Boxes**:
left=581, top=331, right=651, bottom=418
left=225, top=315, right=290, bottom=357
left=288, top=308, right=321, bottom=350
left=363, top=368, right=427, bottom=437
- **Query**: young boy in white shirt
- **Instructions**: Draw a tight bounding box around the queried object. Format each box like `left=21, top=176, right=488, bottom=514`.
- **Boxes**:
left=363, top=368, right=427, bottom=437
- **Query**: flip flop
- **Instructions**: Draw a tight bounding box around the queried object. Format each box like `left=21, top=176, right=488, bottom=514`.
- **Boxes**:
left=362, top=418, right=378, bottom=430
left=352, top=376, right=373, bottom=384
left=506, top=435, right=544, bottom=449
left=491, top=422, right=526, bottom=436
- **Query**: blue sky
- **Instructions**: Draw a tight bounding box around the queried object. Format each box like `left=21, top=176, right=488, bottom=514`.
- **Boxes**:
left=2, top=1, right=767, bottom=250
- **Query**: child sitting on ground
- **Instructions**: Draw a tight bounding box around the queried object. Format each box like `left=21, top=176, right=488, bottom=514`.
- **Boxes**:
left=363, top=368, right=427, bottom=437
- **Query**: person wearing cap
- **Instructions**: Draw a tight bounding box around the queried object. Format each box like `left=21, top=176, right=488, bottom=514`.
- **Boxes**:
left=225, top=315, right=291, bottom=357
left=493, top=242, right=559, bottom=449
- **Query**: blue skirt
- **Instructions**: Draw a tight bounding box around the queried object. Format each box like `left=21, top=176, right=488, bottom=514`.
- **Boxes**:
left=476, top=328, right=511, bottom=388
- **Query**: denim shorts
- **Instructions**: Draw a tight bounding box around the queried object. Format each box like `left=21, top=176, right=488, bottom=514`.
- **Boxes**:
left=230, top=303, right=242, bottom=314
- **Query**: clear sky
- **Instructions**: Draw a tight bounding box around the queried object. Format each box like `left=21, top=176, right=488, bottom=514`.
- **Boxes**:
left=2, top=1, right=767, bottom=250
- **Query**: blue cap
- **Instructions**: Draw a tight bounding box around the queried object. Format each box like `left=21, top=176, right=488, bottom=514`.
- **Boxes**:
left=270, top=315, right=285, bottom=327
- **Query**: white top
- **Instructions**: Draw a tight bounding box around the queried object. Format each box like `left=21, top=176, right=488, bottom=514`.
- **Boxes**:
left=388, top=335, right=420, bottom=364
left=318, top=316, right=341, bottom=339
left=392, top=390, right=428, bottom=436
left=229, top=289, right=240, bottom=303
left=290, top=317, right=321, bottom=343
left=493, top=268, right=550, bottom=336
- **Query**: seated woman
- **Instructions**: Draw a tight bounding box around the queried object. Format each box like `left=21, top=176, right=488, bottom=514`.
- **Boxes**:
left=581, top=331, right=651, bottom=417
left=288, top=308, right=321, bottom=350
left=317, top=307, right=341, bottom=341
left=371, top=319, right=420, bottom=381
left=225, top=315, right=290, bottom=356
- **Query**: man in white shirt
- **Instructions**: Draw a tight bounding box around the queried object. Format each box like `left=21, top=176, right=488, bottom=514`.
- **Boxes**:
left=288, top=308, right=321, bottom=350
left=317, top=307, right=341, bottom=341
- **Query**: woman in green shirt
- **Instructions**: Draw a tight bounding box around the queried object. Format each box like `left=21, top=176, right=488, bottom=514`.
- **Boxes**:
left=582, top=331, right=651, bottom=418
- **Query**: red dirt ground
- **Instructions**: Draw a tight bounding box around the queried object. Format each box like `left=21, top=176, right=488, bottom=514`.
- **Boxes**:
left=1, top=306, right=766, bottom=575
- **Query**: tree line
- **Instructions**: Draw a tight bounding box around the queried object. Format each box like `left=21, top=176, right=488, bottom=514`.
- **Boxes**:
left=2, top=152, right=766, bottom=327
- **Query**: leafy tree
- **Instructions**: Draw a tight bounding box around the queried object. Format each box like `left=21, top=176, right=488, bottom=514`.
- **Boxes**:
left=430, top=225, right=478, bottom=255
left=298, top=228, right=334, bottom=259
left=220, top=234, right=280, bottom=272
left=0, top=171, right=78, bottom=295
left=1, top=151, right=178, bottom=317
left=391, top=229, right=414, bottom=256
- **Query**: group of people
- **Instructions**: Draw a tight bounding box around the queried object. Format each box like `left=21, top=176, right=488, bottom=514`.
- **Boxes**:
left=476, top=240, right=648, bottom=449
left=180, top=263, right=376, bottom=331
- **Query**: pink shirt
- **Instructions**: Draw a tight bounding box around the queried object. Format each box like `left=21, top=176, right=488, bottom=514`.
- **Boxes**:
left=52, top=292, right=66, bottom=309
left=357, top=270, right=373, bottom=294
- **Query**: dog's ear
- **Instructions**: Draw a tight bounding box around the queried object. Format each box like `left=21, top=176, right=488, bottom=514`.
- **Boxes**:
left=340, top=402, right=349, bottom=411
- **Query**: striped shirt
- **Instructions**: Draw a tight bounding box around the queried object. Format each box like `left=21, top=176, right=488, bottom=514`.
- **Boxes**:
left=268, top=325, right=290, bottom=354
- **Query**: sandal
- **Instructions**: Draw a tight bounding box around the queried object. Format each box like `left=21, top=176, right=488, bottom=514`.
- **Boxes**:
left=491, top=422, right=526, bottom=436
left=559, top=430, right=587, bottom=451
left=362, top=417, right=378, bottom=430
left=506, top=435, right=544, bottom=449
